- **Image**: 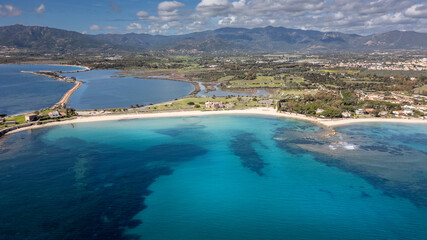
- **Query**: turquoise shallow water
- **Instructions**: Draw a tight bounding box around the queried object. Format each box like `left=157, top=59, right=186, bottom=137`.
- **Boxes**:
left=0, top=115, right=426, bottom=240
left=0, top=65, right=84, bottom=115
left=62, top=70, right=194, bottom=110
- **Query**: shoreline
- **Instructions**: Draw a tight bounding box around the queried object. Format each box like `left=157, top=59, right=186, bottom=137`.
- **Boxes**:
left=4, top=108, right=426, bottom=136
left=321, top=117, right=427, bottom=127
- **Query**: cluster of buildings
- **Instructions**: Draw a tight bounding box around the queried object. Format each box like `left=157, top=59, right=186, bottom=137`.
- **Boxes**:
left=316, top=106, right=420, bottom=119
left=331, top=58, right=427, bottom=71
left=24, top=111, right=66, bottom=123
left=205, top=101, right=234, bottom=110
left=357, top=91, right=415, bottom=105
left=105, top=55, right=123, bottom=61
left=0, top=110, right=67, bottom=128
left=402, top=105, right=427, bottom=115
left=0, top=45, right=16, bottom=58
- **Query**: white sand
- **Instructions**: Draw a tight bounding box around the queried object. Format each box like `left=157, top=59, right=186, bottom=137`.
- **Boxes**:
left=5, top=108, right=426, bottom=135
left=321, top=117, right=427, bottom=127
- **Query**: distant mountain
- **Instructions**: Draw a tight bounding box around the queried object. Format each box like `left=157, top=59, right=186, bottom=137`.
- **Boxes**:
left=92, top=26, right=427, bottom=52
left=1, top=24, right=426, bottom=53
left=363, top=30, right=427, bottom=49
left=0, top=24, right=128, bottom=53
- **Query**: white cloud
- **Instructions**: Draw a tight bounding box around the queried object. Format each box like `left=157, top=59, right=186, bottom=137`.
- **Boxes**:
left=0, top=4, right=22, bottom=17
left=123, top=0, right=427, bottom=35
left=405, top=4, right=427, bottom=18
left=89, top=25, right=101, bottom=31
left=158, top=1, right=185, bottom=11
left=148, top=23, right=167, bottom=34
left=89, top=25, right=119, bottom=32
left=368, top=12, right=414, bottom=26
left=232, top=0, right=246, bottom=9
left=35, top=3, right=45, bottom=15
left=186, top=21, right=205, bottom=31
left=334, top=12, right=344, bottom=20
left=126, top=22, right=143, bottom=30
left=196, top=0, right=232, bottom=16
left=218, top=16, right=236, bottom=25
left=156, top=1, right=186, bottom=22
left=137, top=11, right=149, bottom=17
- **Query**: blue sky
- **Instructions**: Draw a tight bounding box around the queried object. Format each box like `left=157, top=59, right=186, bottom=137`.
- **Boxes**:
left=1, top=0, right=426, bottom=35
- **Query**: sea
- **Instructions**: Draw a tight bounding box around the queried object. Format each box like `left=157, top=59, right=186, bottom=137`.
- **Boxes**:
left=0, top=115, right=426, bottom=240
left=0, top=65, right=84, bottom=116
left=62, top=70, right=194, bottom=110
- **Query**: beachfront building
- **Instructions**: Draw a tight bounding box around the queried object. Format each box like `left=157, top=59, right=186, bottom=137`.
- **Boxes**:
left=49, top=110, right=64, bottom=118
left=392, top=110, right=403, bottom=116
left=205, top=101, right=224, bottom=110
left=259, top=99, right=274, bottom=106
left=403, top=109, right=414, bottom=115
left=342, top=112, right=352, bottom=118
left=355, top=109, right=364, bottom=115
left=25, top=114, right=38, bottom=122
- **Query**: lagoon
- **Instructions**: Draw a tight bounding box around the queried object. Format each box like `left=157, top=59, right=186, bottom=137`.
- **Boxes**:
left=0, top=65, right=84, bottom=115
left=0, top=115, right=426, bottom=239
left=63, top=70, right=194, bottom=110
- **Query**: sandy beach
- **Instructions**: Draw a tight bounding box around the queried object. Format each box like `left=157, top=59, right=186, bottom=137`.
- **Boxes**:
left=321, top=117, right=427, bottom=126
left=4, top=107, right=426, bottom=136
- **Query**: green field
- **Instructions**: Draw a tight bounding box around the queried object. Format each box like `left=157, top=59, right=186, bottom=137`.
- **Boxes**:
left=5, top=115, right=25, bottom=124
left=321, top=69, right=360, bottom=75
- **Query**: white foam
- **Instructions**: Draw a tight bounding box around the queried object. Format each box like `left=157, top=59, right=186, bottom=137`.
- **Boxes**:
left=341, top=142, right=357, bottom=150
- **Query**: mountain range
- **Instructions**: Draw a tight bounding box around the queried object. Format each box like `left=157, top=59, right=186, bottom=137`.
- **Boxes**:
left=1, top=24, right=426, bottom=53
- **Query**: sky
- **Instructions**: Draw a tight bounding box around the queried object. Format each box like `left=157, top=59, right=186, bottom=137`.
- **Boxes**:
left=0, top=0, right=426, bottom=35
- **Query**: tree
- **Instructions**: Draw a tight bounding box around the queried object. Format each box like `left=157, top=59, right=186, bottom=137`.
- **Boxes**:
left=323, top=108, right=342, bottom=118
left=66, top=108, right=76, bottom=117
left=246, top=72, right=257, bottom=80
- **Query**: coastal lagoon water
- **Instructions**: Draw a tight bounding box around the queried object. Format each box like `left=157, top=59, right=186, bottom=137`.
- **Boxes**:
left=0, top=115, right=426, bottom=239
left=0, top=65, right=84, bottom=115
left=63, top=70, right=194, bottom=110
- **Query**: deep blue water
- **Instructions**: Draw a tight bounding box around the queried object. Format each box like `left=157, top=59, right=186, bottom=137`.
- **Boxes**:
left=0, top=65, right=84, bottom=115
left=62, top=70, right=194, bottom=110
left=0, top=116, right=426, bottom=240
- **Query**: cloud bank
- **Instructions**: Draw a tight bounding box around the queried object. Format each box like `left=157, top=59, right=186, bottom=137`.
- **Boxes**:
left=129, top=0, right=427, bottom=35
